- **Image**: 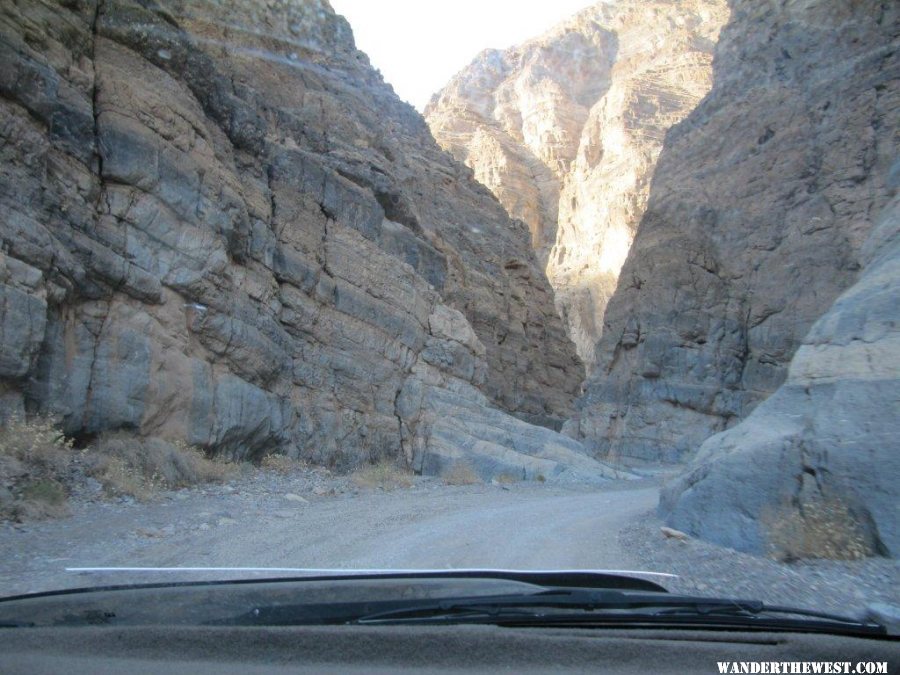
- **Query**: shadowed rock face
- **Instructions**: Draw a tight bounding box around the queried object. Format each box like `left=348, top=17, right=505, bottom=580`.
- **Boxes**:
left=425, top=0, right=729, bottom=369
left=0, top=0, right=592, bottom=478
left=573, top=0, right=899, bottom=463
left=660, top=189, right=900, bottom=558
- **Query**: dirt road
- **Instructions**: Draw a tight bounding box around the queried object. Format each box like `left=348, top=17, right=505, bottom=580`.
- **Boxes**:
left=4, top=474, right=895, bottom=619
left=0, top=476, right=660, bottom=596
left=213, top=485, right=660, bottom=571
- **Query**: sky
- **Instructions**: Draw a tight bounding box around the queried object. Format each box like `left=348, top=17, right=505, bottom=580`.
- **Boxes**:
left=328, top=0, right=595, bottom=111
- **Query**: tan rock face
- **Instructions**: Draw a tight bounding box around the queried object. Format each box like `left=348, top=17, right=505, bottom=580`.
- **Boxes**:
left=0, top=0, right=589, bottom=476
left=575, top=0, right=899, bottom=462
left=426, top=0, right=729, bottom=369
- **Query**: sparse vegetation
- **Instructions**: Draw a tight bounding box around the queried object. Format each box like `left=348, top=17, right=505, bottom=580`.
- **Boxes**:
left=84, top=433, right=235, bottom=500
left=761, top=496, right=874, bottom=561
left=261, top=453, right=307, bottom=475
left=350, top=459, right=413, bottom=490
left=442, top=462, right=482, bottom=486
left=21, top=479, right=67, bottom=506
left=0, top=416, right=237, bottom=521
left=495, top=473, right=519, bottom=485
left=0, top=415, right=75, bottom=520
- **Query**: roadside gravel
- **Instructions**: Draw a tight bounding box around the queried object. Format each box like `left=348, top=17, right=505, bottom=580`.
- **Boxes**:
left=621, top=515, right=900, bottom=618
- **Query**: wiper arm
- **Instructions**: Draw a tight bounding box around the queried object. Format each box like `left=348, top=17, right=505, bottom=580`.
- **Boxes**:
left=214, top=588, right=886, bottom=636
left=352, top=589, right=887, bottom=637
left=215, top=589, right=748, bottom=627
left=354, top=589, right=762, bottom=623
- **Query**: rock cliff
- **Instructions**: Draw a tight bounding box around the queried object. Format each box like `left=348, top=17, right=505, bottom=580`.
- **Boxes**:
left=573, top=0, right=899, bottom=462
left=0, top=0, right=598, bottom=480
left=660, top=186, right=900, bottom=558
left=425, top=0, right=729, bottom=369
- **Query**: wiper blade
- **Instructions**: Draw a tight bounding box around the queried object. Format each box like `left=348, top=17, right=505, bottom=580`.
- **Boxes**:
left=354, top=589, right=762, bottom=623
left=216, top=589, right=731, bottom=626
left=352, top=590, right=887, bottom=636
left=218, top=588, right=885, bottom=636
left=359, top=611, right=886, bottom=638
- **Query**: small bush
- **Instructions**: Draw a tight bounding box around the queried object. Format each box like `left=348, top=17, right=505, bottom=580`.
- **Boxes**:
left=261, top=453, right=306, bottom=475
left=0, top=415, right=75, bottom=520
left=88, top=454, right=147, bottom=500
left=496, top=473, right=519, bottom=485
left=442, top=462, right=481, bottom=486
left=21, top=479, right=67, bottom=505
left=84, top=433, right=235, bottom=500
left=0, top=415, right=73, bottom=476
left=761, top=496, right=874, bottom=561
left=0, top=418, right=241, bottom=519
left=351, top=459, right=413, bottom=490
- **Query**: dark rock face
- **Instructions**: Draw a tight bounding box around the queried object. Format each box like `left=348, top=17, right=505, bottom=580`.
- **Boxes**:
left=572, top=0, right=900, bottom=463
left=0, top=0, right=586, bottom=473
left=660, top=190, right=900, bottom=558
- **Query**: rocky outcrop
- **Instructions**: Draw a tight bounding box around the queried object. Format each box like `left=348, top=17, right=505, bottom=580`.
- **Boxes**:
left=660, top=188, right=900, bottom=558
left=425, top=0, right=729, bottom=368
left=0, top=0, right=598, bottom=480
left=573, top=0, right=899, bottom=462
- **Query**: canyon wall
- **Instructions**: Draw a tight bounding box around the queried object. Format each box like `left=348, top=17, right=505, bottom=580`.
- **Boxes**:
left=0, top=0, right=600, bottom=480
left=661, top=186, right=900, bottom=558
left=573, top=0, right=899, bottom=463
left=425, top=0, right=729, bottom=369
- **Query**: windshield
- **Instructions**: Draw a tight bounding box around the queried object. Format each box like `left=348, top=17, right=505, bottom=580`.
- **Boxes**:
left=0, top=0, right=897, bottom=634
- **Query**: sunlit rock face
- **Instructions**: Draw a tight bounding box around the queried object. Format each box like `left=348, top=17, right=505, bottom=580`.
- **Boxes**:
left=0, top=0, right=597, bottom=479
left=574, top=0, right=899, bottom=463
left=425, top=0, right=729, bottom=369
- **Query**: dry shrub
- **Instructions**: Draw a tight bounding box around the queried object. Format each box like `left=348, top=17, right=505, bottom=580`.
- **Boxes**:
left=261, top=453, right=306, bottom=475
left=85, top=433, right=234, bottom=500
left=761, top=496, right=874, bottom=561
left=351, top=459, right=413, bottom=491
left=496, top=473, right=519, bottom=485
left=0, top=416, right=74, bottom=520
left=0, top=417, right=239, bottom=519
left=442, top=462, right=481, bottom=486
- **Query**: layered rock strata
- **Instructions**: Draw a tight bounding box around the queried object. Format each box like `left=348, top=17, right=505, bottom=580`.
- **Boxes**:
left=573, top=0, right=899, bottom=462
left=425, top=0, right=729, bottom=369
left=0, top=0, right=597, bottom=479
left=660, top=187, right=900, bottom=558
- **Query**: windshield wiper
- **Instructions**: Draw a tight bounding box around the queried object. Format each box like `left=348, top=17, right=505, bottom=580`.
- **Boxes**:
left=355, top=589, right=764, bottom=620
left=219, top=588, right=887, bottom=637
left=355, top=590, right=887, bottom=636
left=0, top=621, right=35, bottom=628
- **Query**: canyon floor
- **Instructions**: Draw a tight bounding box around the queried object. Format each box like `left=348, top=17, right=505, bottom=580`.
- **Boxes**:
left=1, top=469, right=897, bottom=618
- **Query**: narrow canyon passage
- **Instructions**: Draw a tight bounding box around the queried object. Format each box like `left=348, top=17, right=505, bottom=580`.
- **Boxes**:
left=0, top=0, right=896, bottom=637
